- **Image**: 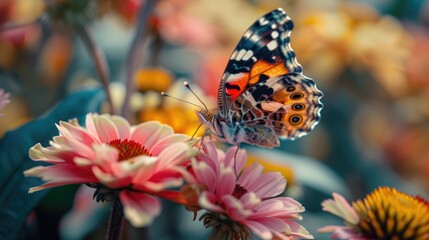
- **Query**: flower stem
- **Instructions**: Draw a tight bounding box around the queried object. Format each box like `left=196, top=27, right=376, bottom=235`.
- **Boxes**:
left=106, top=199, right=124, bottom=240
left=121, top=0, right=156, bottom=119
left=76, top=25, right=115, bottom=114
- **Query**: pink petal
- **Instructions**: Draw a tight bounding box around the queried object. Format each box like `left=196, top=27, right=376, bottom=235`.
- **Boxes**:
left=130, top=156, right=158, bottom=184
left=240, top=192, right=261, bottom=210
left=214, top=166, right=236, bottom=200
left=239, top=163, right=264, bottom=189
left=250, top=198, right=304, bottom=219
left=155, top=142, right=194, bottom=171
left=201, top=139, right=219, bottom=164
left=199, top=191, right=224, bottom=213
left=318, top=225, right=364, bottom=239
left=24, top=165, right=96, bottom=192
left=193, top=159, right=217, bottom=192
left=223, top=146, right=246, bottom=172
left=222, top=195, right=252, bottom=220
left=90, top=144, right=119, bottom=167
left=131, top=121, right=173, bottom=150
left=285, top=221, right=314, bottom=239
left=119, top=191, right=161, bottom=227
left=143, top=177, right=184, bottom=192
left=92, top=166, right=132, bottom=189
left=243, top=170, right=286, bottom=198
left=85, top=113, right=99, bottom=141
left=59, top=186, right=100, bottom=238
left=57, top=121, right=99, bottom=145
left=109, top=115, right=131, bottom=140
left=244, top=220, right=273, bottom=240
left=322, top=193, right=359, bottom=224
left=85, top=114, right=119, bottom=143
left=61, top=132, right=96, bottom=159
left=94, top=115, right=120, bottom=142
left=29, top=143, right=70, bottom=163
left=149, top=134, right=190, bottom=156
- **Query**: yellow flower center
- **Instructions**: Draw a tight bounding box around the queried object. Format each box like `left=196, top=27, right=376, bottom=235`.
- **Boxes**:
left=352, top=187, right=429, bottom=240
left=108, top=139, right=150, bottom=161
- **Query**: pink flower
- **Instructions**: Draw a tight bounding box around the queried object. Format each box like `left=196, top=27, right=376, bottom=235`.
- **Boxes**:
left=318, top=193, right=364, bottom=240
left=182, top=140, right=313, bottom=240
left=25, top=113, right=196, bottom=227
left=0, top=88, right=10, bottom=115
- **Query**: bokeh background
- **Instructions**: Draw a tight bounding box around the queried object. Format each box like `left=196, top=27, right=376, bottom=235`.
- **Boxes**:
left=1, top=0, right=428, bottom=239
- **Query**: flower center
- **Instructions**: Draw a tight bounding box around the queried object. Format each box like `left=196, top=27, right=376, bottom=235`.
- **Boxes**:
left=232, top=184, right=248, bottom=199
left=352, top=187, right=429, bottom=240
left=200, top=212, right=250, bottom=240
left=108, top=139, right=150, bottom=161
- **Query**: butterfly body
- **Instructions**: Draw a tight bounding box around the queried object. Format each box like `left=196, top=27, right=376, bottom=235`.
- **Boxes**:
left=198, top=8, right=323, bottom=148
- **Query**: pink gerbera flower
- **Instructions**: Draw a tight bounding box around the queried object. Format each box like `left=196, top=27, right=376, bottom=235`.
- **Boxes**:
left=181, top=140, right=313, bottom=240
left=0, top=88, right=10, bottom=115
left=25, top=113, right=195, bottom=227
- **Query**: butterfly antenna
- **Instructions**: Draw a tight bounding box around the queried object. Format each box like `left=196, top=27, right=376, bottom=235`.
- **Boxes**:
left=183, top=81, right=209, bottom=112
left=160, top=92, right=205, bottom=110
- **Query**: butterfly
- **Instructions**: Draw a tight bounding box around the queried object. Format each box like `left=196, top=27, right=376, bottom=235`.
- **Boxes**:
left=196, top=8, right=323, bottom=148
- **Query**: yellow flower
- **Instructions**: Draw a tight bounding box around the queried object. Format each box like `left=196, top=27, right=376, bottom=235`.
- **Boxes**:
left=135, top=68, right=215, bottom=137
left=293, top=2, right=412, bottom=97
left=353, top=187, right=429, bottom=240
left=320, top=187, right=429, bottom=239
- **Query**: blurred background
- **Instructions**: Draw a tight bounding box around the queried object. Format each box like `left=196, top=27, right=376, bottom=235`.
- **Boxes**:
left=1, top=0, right=428, bottom=239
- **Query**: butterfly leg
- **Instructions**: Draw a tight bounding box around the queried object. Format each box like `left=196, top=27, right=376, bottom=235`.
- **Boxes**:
left=233, top=144, right=241, bottom=178
left=190, top=123, right=203, bottom=140
left=197, top=129, right=210, bottom=153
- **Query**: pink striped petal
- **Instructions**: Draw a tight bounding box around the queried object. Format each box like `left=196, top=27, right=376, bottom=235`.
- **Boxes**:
left=109, top=115, right=131, bottom=140
left=120, top=191, right=161, bottom=227
left=198, top=191, right=224, bottom=213
left=192, top=159, right=217, bottom=192
left=214, top=166, right=236, bottom=200
left=131, top=121, right=173, bottom=150
left=149, top=134, right=190, bottom=156
left=322, top=193, right=359, bottom=224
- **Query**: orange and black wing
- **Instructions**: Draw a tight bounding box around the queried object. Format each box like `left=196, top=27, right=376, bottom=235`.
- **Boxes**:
left=218, top=8, right=302, bottom=118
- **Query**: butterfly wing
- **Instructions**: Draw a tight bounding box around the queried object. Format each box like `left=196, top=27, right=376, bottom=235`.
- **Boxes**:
left=218, top=8, right=302, bottom=118
left=229, top=73, right=323, bottom=147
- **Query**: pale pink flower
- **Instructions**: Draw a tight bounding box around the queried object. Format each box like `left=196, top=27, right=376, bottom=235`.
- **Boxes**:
left=25, top=113, right=195, bottom=227
left=182, top=140, right=313, bottom=240
left=0, top=88, right=10, bottom=115
left=318, top=193, right=364, bottom=240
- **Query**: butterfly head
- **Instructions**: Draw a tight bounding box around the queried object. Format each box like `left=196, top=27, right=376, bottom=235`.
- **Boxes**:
left=195, top=108, right=226, bottom=139
left=195, top=109, right=214, bottom=128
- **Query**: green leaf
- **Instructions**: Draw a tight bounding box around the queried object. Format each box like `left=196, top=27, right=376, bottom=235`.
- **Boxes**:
left=0, top=88, right=105, bottom=239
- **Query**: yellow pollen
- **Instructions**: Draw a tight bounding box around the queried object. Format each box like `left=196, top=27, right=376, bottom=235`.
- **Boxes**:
left=108, top=139, right=150, bottom=161
left=352, top=187, right=429, bottom=240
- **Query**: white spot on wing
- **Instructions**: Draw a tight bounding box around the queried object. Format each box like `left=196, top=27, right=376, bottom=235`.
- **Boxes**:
left=271, top=24, right=277, bottom=29
left=236, top=49, right=246, bottom=61
left=267, top=40, right=278, bottom=51
left=271, top=31, right=279, bottom=39
left=250, top=34, right=260, bottom=43
left=242, top=50, right=254, bottom=61
left=261, top=102, right=283, bottom=112
left=259, top=17, right=269, bottom=26
left=231, top=50, right=238, bottom=59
